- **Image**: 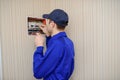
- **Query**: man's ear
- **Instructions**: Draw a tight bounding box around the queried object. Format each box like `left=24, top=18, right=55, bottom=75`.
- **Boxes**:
left=50, top=21, right=55, bottom=28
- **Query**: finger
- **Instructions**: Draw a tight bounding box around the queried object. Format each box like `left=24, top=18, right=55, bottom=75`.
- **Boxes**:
left=40, top=24, right=45, bottom=29
left=36, top=33, right=40, bottom=36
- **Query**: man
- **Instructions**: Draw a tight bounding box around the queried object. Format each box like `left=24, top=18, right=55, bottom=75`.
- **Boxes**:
left=33, top=9, right=75, bottom=80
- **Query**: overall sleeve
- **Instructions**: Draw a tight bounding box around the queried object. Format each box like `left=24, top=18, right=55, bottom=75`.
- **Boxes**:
left=33, top=42, right=63, bottom=79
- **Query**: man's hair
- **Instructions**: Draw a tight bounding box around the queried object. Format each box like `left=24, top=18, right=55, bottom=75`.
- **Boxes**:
left=49, top=19, right=66, bottom=30
left=56, top=25, right=66, bottom=30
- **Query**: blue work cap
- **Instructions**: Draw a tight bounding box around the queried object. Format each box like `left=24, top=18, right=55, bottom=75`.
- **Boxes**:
left=43, top=9, right=69, bottom=27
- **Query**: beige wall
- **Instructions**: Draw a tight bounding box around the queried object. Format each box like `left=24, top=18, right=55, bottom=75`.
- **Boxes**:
left=50, top=0, right=120, bottom=80
left=0, top=0, right=2, bottom=78
left=0, top=0, right=120, bottom=80
left=0, top=0, right=50, bottom=80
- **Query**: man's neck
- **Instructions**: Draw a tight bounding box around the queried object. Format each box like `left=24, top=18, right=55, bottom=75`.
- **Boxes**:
left=51, top=30, right=64, bottom=37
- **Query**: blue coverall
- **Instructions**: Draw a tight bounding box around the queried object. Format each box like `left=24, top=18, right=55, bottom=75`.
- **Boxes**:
left=33, top=32, right=75, bottom=80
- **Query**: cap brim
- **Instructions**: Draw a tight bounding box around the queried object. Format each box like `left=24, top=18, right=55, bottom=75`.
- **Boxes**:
left=42, top=14, right=49, bottom=19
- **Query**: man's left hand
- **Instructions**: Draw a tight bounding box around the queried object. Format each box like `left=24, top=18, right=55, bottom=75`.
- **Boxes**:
left=35, top=33, right=45, bottom=47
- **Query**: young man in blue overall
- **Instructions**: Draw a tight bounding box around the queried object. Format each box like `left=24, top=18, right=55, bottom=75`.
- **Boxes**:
left=33, top=9, right=75, bottom=80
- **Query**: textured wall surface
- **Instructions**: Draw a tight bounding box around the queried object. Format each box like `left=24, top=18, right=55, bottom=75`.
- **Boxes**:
left=0, top=0, right=49, bottom=80
left=50, top=0, right=120, bottom=80
left=0, top=0, right=120, bottom=80
left=0, top=0, right=2, bottom=78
